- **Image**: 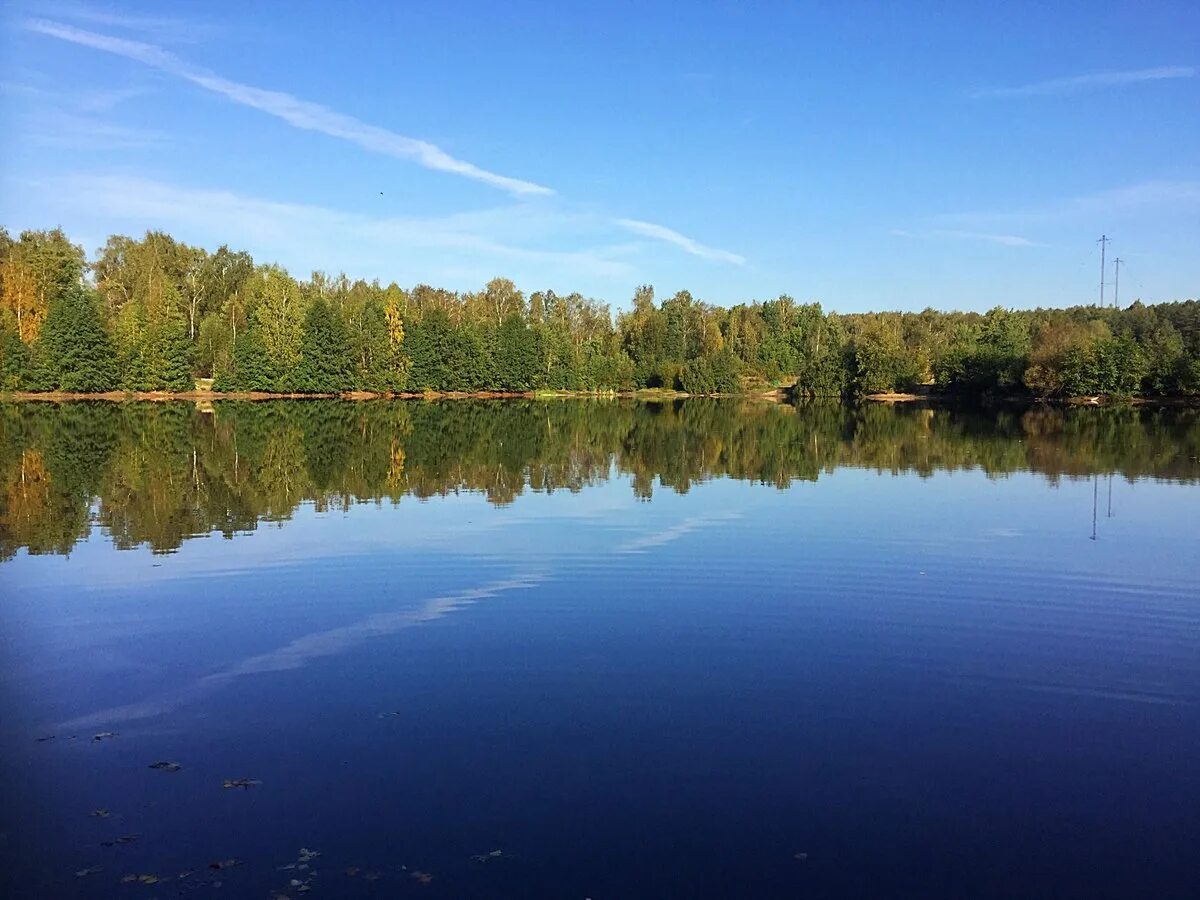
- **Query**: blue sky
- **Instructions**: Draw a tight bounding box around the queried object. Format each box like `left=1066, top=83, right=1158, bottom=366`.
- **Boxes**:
left=1, top=1, right=1197, bottom=312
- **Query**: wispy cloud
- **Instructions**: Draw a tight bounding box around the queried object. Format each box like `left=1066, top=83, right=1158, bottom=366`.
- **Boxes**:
left=0, top=79, right=161, bottom=149
left=973, top=65, right=1196, bottom=98
left=24, top=111, right=167, bottom=150
left=23, top=19, right=746, bottom=267
left=75, top=85, right=152, bottom=112
left=616, top=218, right=745, bottom=265
left=35, top=2, right=216, bottom=43
left=25, top=18, right=555, bottom=198
left=29, top=173, right=637, bottom=282
left=932, top=180, right=1200, bottom=230
left=889, top=228, right=1040, bottom=247
left=0, top=79, right=146, bottom=109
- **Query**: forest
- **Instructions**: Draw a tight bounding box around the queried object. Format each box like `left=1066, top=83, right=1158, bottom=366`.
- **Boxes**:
left=2, top=227, right=1199, bottom=398
left=2, top=398, right=1198, bottom=558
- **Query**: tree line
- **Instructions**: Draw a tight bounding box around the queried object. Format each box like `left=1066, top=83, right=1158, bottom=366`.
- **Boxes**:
left=2, top=399, right=1197, bottom=558
left=2, top=227, right=1198, bottom=397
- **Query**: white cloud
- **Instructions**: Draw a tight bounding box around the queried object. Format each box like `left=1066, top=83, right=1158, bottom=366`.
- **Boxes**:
left=75, top=85, right=152, bottom=112
left=933, top=180, right=1200, bottom=230
left=26, top=173, right=636, bottom=283
left=973, top=65, right=1195, bottom=98
left=616, top=218, right=745, bottom=265
left=930, top=229, right=1041, bottom=247
left=23, top=19, right=747, bottom=268
left=25, top=18, right=555, bottom=198
left=890, top=228, right=1041, bottom=247
left=0, top=80, right=161, bottom=149
left=33, top=1, right=216, bottom=42
left=23, top=110, right=167, bottom=149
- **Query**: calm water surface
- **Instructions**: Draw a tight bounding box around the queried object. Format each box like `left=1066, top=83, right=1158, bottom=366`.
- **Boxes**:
left=1, top=400, right=1198, bottom=898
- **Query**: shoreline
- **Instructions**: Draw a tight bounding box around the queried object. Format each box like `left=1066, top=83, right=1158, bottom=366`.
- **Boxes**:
left=1, top=388, right=790, bottom=403
left=1, top=388, right=1196, bottom=407
left=861, top=391, right=1200, bottom=407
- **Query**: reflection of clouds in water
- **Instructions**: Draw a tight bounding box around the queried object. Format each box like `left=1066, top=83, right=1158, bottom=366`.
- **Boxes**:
left=219, top=572, right=544, bottom=677
left=60, top=512, right=740, bottom=729
left=59, top=572, right=545, bottom=729
left=615, top=512, right=741, bottom=554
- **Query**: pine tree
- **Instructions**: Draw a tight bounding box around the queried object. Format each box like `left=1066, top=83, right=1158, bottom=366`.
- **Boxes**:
left=215, top=327, right=275, bottom=391
left=296, top=298, right=352, bottom=393
left=150, top=320, right=195, bottom=391
left=495, top=314, right=539, bottom=390
left=34, top=286, right=118, bottom=392
left=0, top=324, right=29, bottom=390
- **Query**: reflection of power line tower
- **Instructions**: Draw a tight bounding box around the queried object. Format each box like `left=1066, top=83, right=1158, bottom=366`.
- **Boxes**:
left=1090, top=473, right=1116, bottom=538
left=1091, top=475, right=1098, bottom=541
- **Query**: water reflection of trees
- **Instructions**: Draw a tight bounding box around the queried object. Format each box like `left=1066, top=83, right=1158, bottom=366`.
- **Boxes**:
left=1, top=399, right=1197, bottom=557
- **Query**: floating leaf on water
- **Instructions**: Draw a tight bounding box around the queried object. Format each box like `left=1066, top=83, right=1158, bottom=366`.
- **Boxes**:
left=793, top=851, right=809, bottom=861
left=344, top=867, right=360, bottom=877
left=36, top=735, right=56, bottom=743
left=377, top=711, right=402, bottom=718
left=148, top=761, right=182, bottom=772
left=222, top=778, right=262, bottom=789
left=121, top=874, right=138, bottom=883
left=363, top=871, right=381, bottom=882
left=178, top=870, right=193, bottom=879
left=297, top=886, right=311, bottom=894
left=208, top=858, right=242, bottom=870
left=90, top=808, right=110, bottom=818
left=297, top=848, right=320, bottom=861
left=92, top=731, right=119, bottom=742
left=411, top=871, right=434, bottom=885
left=75, top=866, right=103, bottom=877
left=138, top=874, right=160, bottom=884
left=277, top=864, right=296, bottom=871
left=100, top=834, right=139, bottom=848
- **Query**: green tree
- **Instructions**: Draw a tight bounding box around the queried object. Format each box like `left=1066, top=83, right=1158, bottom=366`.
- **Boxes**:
left=850, top=315, right=918, bottom=394
left=494, top=314, right=540, bottom=390
left=0, top=228, right=85, bottom=344
left=296, top=298, right=353, bottom=393
left=0, top=324, right=30, bottom=390
left=250, top=265, right=306, bottom=389
left=31, top=286, right=118, bottom=392
left=215, top=326, right=276, bottom=391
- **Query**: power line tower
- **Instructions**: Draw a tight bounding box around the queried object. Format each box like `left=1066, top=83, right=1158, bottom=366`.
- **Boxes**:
left=1097, top=235, right=1110, bottom=307
left=1112, top=257, right=1123, bottom=309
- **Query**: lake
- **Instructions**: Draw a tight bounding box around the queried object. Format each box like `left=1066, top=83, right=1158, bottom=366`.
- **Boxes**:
left=1, top=399, right=1198, bottom=899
